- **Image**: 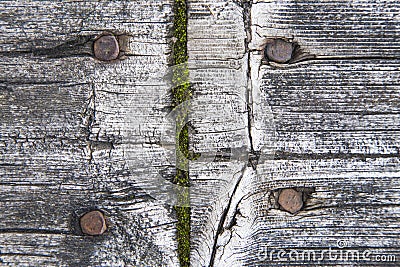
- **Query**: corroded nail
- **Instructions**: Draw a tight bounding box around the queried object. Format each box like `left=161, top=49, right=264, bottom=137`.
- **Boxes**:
left=80, top=210, right=107, bottom=235
left=265, top=39, right=294, bottom=63
left=278, top=188, right=303, bottom=214
left=93, top=34, right=120, bottom=61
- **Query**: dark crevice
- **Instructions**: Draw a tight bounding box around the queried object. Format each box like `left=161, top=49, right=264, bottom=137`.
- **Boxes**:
left=172, top=0, right=191, bottom=266
left=242, top=0, right=260, bottom=170
left=0, top=228, right=71, bottom=235
left=0, top=163, right=24, bottom=167
left=0, top=35, right=96, bottom=59
left=225, top=194, right=247, bottom=231
left=0, top=182, right=61, bottom=187
left=0, top=252, right=53, bottom=258
left=0, top=135, right=119, bottom=156
left=142, top=221, right=177, bottom=230
left=299, top=55, right=400, bottom=63
left=0, top=51, right=92, bottom=59
left=303, top=203, right=400, bottom=213
left=263, top=54, right=400, bottom=67
left=248, top=151, right=261, bottom=170
left=0, top=81, right=88, bottom=87
left=0, top=33, right=131, bottom=60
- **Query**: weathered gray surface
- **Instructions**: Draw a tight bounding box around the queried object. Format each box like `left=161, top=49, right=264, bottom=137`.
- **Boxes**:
left=1, top=0, right=400, bottom=267
left=188, top=0, right=400, bottom=266
left=0, top=1, right=179, bottom=266
left=187, top=1, right=250, bottom=266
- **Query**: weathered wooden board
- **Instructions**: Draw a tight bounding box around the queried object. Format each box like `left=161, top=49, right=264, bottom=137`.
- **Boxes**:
left=250, top=0, right=400, bottom=58
left=1, top=0, right=400, bottom=266
left=0, top=1, right=179, bottom=266
left=188, top=0, right=400, bottom=266
left=187, top=1, right=251, bottom=266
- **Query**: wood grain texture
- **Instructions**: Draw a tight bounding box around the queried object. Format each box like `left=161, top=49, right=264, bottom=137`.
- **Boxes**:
left=189, top=0, right=400, bottom=266
left=250, top=0, right=400, bottom=58
left=187, top=1, right=251, bottom=266
left=1, top=0, right=400, bottom=266
left=0, top=1, right=179, bottom=266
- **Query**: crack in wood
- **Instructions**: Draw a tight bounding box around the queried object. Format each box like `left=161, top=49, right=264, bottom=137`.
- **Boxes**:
left=243, top=0, right=261, bottom=170
left=0, top=228, right=71, bottom=235
left=208, top=164, right=246, bottom=267
left=0, top=35, right=95, bottom=58
left=206, top=2, right=261, bottom=265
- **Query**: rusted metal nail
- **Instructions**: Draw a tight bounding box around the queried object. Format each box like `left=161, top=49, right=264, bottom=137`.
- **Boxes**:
left=278, top=188, right=303, bottom=214
left=93, top=34, right=120, bottom=61
left=265, top=39, right=294, bottom=63
left=80, top=210, right=107, bottom=236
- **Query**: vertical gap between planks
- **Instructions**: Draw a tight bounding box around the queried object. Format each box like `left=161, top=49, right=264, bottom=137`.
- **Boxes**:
left=172, top=0, right=191, bottom=266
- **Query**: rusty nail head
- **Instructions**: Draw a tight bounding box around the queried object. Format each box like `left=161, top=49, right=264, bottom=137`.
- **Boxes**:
left=278, top=188, right=303, bottom=214
left=80, top=210, right=107, bottom=235
left=265, top=39, right=294, bottom=63
left=93, top=34, right=120, bottom=61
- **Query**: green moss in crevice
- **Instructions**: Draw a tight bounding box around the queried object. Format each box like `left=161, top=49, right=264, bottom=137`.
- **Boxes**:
left=175, top=205, right=190, bottom=266
left=172, top=0, right=191, bottom=266
left=173, top=0, right=188, bottom=65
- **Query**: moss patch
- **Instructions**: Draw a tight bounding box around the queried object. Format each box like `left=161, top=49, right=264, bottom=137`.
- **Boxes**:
left=173, top=0, right=188, bottom=66
left=172, top=0, right=191, bottom=266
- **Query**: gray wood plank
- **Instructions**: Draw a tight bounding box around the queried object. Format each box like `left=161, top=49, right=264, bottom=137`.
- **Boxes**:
left=0, top=1, right=179, bottom=266
left=250, top=0, right=400, bottom=58
left=187, top=1, right=251, bottom=266
left=188, top=0, right=400, bottom=266
left=1, top=0, right=399, bottom=266
left=0, top=1, right=171, bottom=53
